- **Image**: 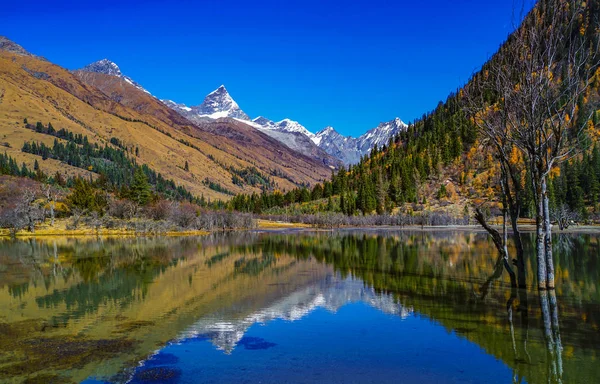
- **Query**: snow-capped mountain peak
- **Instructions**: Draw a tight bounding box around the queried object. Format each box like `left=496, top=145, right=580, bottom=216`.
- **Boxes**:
left=193, top=85, right=250, bottom=120
left=250, top=117, right=314, bottom=138
left=356, top=117, right=407, bottom=154
left=274, top=118, right=314, bottom=138
left=81, top=59, right=122, bottom=77
left=252, top=116, right=272, bottom=125
left=313, top=126, right=339, bottom=146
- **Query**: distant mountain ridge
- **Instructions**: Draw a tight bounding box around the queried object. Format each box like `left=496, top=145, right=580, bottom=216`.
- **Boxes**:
left=160, top=87, right=341, bottom=167
left=160, top=85, right=407, bottom=165
left=0, top=36, right=36, bottom=57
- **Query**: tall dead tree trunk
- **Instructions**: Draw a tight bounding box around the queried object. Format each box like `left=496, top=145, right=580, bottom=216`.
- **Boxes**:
left=531, top=165, right=548, bottom=289
left=542, top=178, right=555, bottom=288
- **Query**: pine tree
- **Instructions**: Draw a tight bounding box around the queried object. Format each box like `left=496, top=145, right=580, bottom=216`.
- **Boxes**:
left=130, top=168, right=152, bottom=205
left=327, top=196, right=334, bottom=211
left=67, top=178, right=97, bottom=211
left=54, top=171, right=66, bottom=187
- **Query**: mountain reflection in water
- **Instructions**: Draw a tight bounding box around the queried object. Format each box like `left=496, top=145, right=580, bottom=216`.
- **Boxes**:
left=0, top=231, right=597, bottom=384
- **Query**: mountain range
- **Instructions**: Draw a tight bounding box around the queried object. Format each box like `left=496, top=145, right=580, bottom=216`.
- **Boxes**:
left=74, top=57, right=408, bottom=167
left=0, top=36, right=408, bottom=201
left=157, top=78, right=407, bottom=165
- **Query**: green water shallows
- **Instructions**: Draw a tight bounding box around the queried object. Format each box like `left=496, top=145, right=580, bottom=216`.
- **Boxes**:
left=0, top=230, right=598, bottom=383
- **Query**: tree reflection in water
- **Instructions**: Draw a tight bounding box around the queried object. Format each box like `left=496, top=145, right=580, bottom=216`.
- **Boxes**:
left=0, top=231, right=598, bottom=384
left=477, top=236, right=569, bottom=384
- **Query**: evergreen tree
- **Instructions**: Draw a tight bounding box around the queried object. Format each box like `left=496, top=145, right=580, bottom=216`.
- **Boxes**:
left=129, top=167, right=152, bottom=205
left=67, top=178, right=106, bottom=212
left=327, top=196, right=334, bottom=211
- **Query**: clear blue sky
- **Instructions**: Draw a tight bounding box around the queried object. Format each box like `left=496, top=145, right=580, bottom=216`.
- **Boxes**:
left=2, top=0, right=532, bottom=136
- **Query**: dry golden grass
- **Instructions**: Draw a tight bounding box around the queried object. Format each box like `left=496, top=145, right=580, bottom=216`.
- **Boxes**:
left=0, top=218, right=209, bottom=238
left=256, top=219, right=312, bottom=228
left=0, top=51, right=331, bottom=202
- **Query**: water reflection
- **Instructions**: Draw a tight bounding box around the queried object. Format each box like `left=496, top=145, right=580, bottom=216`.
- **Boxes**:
left=0, top=231, right=597, bottom=383
left=178, top=277, right=413, bottom=354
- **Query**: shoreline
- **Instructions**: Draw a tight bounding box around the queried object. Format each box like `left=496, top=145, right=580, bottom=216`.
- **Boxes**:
left=3, top=220, right=599, bottom=239
left=0, top=228, right=211, bottom=238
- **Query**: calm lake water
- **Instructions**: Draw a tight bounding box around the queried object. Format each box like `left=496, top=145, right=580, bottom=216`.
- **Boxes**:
left=0, top=230, right=598, bottom=383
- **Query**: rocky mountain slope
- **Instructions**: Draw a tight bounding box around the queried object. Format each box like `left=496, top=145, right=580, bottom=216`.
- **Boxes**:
left=161, top=84, right=407, bottom=166
left=161, top=87, right=341, bottom=167
left=313, top=118, right=408, bottom=165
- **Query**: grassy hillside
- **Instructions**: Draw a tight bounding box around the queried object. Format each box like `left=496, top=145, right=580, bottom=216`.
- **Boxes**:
left=0, top=50, right=332, bottom=201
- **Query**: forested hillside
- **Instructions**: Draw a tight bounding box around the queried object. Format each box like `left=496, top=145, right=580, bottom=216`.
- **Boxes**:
left=230, top=0, right=600, bottom=223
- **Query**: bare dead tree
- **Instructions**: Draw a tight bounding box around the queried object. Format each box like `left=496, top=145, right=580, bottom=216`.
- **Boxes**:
left=464, top=52, right=527, bottom=288
left=551, top=203, right=581, bottom=230
left=42, top=184, right=57, bottom=226
left=22, top=189, right=44, bottom=233
left=0, top=188, right=44, bottom=236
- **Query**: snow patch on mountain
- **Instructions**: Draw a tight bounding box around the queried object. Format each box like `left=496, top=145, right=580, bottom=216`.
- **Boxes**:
left=252, top=117, right=314, bottom=138
left=161, top=85, right=250, bottom=122
left=160, top=84, right=406, bottom=166
left=79, top=59, right=152, bottom=95
left=311, top=118, right=407, bottom=165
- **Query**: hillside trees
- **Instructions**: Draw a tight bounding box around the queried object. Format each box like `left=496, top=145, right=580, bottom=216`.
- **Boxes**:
left=21, top=122, right=199, bottom=203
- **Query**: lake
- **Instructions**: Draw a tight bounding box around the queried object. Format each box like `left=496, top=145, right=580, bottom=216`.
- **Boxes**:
left=0, top=230, right=598, bottom=383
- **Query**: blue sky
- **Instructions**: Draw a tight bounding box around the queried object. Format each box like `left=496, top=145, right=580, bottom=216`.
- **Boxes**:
left=3, top=0, right=532, bottom=136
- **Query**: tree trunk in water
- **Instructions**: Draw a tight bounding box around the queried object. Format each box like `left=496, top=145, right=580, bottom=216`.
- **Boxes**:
left=536, top=209, right=547, bottom=289
left=542, top=177, right=555, bottom=289
left=533, top=168, right=547, bottom=290
left=510, top=212, right=526, bottom=289
left=539, top=289, right=563, bottom=383
left=549, top=290, right=563, bottom=379
left=503, top=207, right=508, bottom=258
left=474, top=208, right=517, bottom=288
